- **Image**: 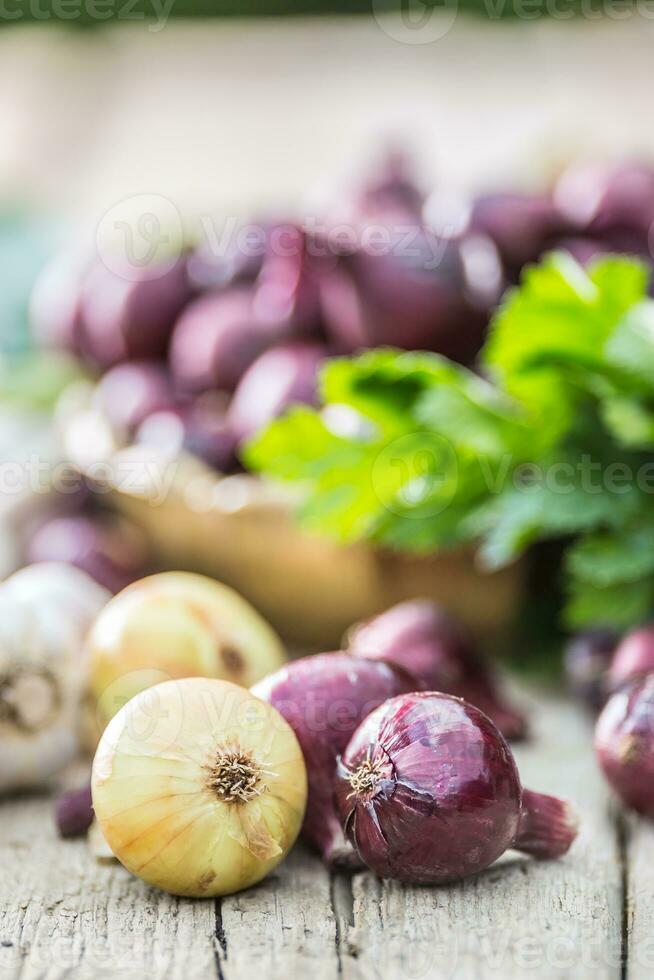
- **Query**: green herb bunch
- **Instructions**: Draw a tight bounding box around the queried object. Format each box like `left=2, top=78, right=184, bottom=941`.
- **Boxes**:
left=246, top=253, right=654, bottom=630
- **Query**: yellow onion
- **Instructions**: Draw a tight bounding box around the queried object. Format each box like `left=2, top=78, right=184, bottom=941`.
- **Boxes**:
left=92, top=677, right=307, bottom=896
left=87, top=571, right=286, bottom=730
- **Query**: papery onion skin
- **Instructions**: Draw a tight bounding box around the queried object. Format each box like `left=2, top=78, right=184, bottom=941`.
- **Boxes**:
left=347, top=600, right=527, bottom=741
left=87, top=572, right=286, bottom=730
left=252, top=653, right=415, bottom=866
left=334, top=692, right=577, bottom=884
left=607, top=625, right=654, bottom=693
left=595, top=675, right=654, bottom=818
left=0, top=564, right=110, bottom=792
left=92, top=678, right=307, bottom=897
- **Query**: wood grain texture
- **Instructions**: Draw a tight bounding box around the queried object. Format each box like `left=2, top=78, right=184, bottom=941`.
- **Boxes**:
left=0, top=791, right=217, bottom=980
left=624, top=814, right=654, bottom=980
left=0, top=686, right=633, bottom=979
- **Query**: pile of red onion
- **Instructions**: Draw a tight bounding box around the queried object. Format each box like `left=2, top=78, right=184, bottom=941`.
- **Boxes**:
left=254, top=600, right=578, bottom=880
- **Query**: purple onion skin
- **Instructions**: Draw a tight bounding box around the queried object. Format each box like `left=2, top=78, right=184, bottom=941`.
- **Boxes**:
left=252, top=653, right=415, bottom=866
left=55, top=785, right=94, bottom=838
left=26, top=514, right=149, bottom=595
left=186, top=227, right=264, bottom=292
left=335, top=693, right=577, bottom=884
left=347, top=600, right=527, bottom=741
left=169, top=288, right=278, bottom=393
left=318, top=231, right=495, bottom=364
left=608, top=625, right=654, bottom=693
left=554, top=161, right=654, bottom=241
left=229, top=342, right=326, bottom=444
left=136, top=399, right=238, bottom=473
left=595, top=676, right=654, bottom=818
left=180, top=399, right=238, bottom=472
left=564, top=629, right=618, bottom=711
left=94, top=361, right=177, bottom=438
left=469, top=192, right=565, bottom=271
left=253, top=223, right=322, bottom=337
left=78, top=257, right=191, bottom=368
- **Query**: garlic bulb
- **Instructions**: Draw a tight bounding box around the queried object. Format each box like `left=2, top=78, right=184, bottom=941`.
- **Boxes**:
left=92, top=677, right=307, bottom=896
left=4, top=562, right=111, bottom=627
left=87, top=572, right=286, bottom=730
left=0, top=563, right=110, bottom=792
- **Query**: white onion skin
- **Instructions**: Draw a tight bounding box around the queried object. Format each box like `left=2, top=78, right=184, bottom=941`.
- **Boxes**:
left=0, top=564, right=110, bottom=792
left=92, top=678, right=307, bottom=897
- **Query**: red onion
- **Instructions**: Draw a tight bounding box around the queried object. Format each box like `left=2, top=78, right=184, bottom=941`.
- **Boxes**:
left=169, top=288, right=276, bottom=393
left=25, top=513, right=150, bottom=595
left=467, top=192, right=565, bottom=270
left=228, top=342, right=325, bottom=444
left=607, top=625, right=654, bottom=692
left=78, top=257, right=191, bottom=367
left=334, top=692, right=577, bottom=883
left=347, top=600, right=527, bottom=740
left=564, top=629, right=617, bottom=711
left=595, top=675, right=654, bottom=818
left=251, top=652, right=414, bottom=866
left=55, top=784, right=94, bottom=838
left=94, top=360, right=177, bottom=438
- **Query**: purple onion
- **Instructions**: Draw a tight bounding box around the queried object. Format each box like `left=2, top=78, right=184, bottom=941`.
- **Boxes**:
left=137, top=394, right=238, bottom=472
left=181, top=397, right=238, bottom=472
left=169, top=288, right=279, bottom=393
left=26, top=513, right=149, bottom=594
left=186, top=225, right=265, bottom=292
left=78, top=257, right=191, bottom=367
left=564, top=629, right=617, bottom=711
left=554, top=161, right=654, bottom=243
left=228, top=342, right=326, bottom=443
left=468, top=192, right=565, bottom=270
left=348, top=600, right=527, bottom=740
left=335, top=692, right=578, bottom=883
left=318, top=230, right=498, bottom=364
left=252, top=652, right=415, bottom=866
left=253, top=223, right=321, bottom=337
left=94, top=360, right=177, bottom=438
left=608, top=625, right=654, bottom=692
left=55, top=784, right=94, bottom=838
left=595, top=675, right=654, bottom=817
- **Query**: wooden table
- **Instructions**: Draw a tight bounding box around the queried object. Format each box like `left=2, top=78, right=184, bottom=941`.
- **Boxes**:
left=2, top=681, right=652, bottom=980
left=3, top=17, right=654, bottom=980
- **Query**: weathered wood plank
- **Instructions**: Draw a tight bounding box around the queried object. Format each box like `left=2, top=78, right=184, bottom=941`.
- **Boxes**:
left=217, top=845, right=339, bottom=980
left=0, top=789, right=217, bottom=980
left=338, top=686, right=623, bottom=980
left=0, top=685, right=630, bottom=980
left=624, top=814, right=654, bottom=979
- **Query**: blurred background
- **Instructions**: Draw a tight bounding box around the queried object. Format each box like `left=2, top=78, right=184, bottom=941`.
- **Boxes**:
left=2, top=10, right=654, bottom=651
